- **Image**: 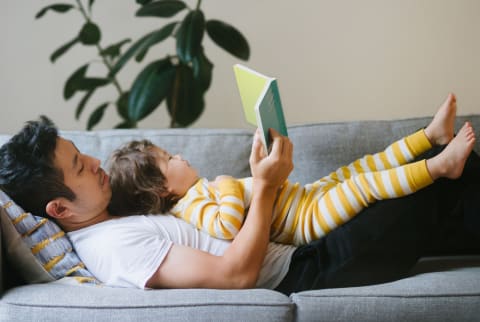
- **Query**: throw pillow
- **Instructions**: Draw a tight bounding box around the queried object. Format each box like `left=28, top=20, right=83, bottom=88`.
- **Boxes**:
left=0, top=189, right=99, bottom=285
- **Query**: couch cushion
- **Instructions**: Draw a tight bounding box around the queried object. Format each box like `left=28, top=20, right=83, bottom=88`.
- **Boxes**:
left=0, top=285, right=293, bottom=322
left=0, top=190, right=98, bottom=285
left=291, top=266, right=480, bottom=322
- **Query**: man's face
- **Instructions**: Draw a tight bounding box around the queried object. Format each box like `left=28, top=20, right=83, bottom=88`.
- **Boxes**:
left=53, top=137, right=112, bottom=221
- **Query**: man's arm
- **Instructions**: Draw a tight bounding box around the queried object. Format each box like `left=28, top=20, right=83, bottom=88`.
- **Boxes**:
left=146, top=129, right=293, bottom=289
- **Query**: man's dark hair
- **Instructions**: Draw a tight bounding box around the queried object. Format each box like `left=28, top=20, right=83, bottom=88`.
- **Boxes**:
left=0, top=116, right=75, bottom=218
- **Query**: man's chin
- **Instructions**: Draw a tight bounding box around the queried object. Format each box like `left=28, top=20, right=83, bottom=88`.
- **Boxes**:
left=105, top=190, right=112, bottom=204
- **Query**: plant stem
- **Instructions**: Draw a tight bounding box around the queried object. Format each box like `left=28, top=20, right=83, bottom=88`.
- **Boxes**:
left=169, top=67, right=181, bottom=128
left=75, top=0, right=123, bottom=95
left=75, top=0, right=89, bottom=20
left=196, top=0, right=202, bottom=10
left=95, top=44, right=124, bottom=94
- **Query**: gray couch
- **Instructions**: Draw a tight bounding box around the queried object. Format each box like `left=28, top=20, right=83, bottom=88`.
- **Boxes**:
left=1, top=116, right=480, bottom=322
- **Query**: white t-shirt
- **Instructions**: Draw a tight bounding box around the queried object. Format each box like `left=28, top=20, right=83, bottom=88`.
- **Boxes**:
left=68, top=214, right=296, bottom=289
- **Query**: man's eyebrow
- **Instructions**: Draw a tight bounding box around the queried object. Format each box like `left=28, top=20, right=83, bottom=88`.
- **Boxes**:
left=68, top=140, right=80, bottom=170
left=69, top=140, right=80, bottom=152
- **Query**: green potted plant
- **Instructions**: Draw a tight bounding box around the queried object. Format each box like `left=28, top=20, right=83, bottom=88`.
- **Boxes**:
left=36, top=0, right=250, bottom=129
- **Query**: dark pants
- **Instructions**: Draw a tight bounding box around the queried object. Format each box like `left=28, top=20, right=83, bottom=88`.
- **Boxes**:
left=275, top=148, right=480, bottom=295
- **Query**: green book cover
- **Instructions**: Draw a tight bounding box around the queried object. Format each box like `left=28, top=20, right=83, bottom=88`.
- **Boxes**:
left=233, top=64, right=288, bottom=153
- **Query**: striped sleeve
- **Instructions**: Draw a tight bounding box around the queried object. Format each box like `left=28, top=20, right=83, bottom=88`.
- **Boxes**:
left=171, top=178, right=246, bottom=240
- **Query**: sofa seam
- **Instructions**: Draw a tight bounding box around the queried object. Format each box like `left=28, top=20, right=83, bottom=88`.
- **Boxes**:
left=1, top=302, right=295, bottom=310
left=293, top=293, right=480, bottom=299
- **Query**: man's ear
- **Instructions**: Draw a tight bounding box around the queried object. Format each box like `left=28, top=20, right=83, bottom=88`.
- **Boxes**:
left=45, top=199, right=71, bottom=219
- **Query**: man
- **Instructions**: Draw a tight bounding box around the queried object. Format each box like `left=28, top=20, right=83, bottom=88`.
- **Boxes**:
left=0, top=116, right=295, bottom=289
left=1, top=116, right=479, bottom=293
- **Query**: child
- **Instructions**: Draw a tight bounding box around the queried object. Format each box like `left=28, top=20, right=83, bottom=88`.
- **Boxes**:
left=106, top=94, right=476, bottom=245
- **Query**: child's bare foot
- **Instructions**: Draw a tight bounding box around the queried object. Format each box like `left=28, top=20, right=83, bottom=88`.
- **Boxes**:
left=426, top=122, right=476, bottom=180
left=424, top=93, right=457, bottom=145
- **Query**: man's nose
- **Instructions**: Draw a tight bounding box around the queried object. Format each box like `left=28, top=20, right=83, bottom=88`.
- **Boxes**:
left=89, top=156, right=101, bottom=172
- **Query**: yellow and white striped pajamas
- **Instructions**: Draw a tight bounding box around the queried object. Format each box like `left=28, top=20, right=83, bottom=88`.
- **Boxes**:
left=171, top=129, right=434, bottom=246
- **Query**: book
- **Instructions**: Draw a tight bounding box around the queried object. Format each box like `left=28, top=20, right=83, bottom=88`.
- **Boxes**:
left=233, top=64, right=288, bottom=154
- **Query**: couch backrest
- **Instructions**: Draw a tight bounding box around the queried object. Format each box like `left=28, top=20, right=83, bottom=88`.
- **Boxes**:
left=287, top=115, right=480, bottom=184
left=1, top=115, right=479, bottom=184
left=63, top=128, right=255, bottom=180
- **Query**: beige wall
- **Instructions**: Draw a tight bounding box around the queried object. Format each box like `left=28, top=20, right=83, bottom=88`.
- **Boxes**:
left=1, top=0, right=479, bottom=134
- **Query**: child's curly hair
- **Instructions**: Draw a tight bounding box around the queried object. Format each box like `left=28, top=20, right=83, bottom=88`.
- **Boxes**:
left=107, top=140, right=179, bottom=216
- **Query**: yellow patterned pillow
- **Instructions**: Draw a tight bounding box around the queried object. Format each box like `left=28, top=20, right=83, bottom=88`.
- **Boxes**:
left=0, top=189, right=99, bottom=285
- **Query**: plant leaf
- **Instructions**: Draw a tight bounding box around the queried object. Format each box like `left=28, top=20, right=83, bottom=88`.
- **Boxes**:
left=35, top=4, right=74, bottom=19
left=78, top=22, right=101, bottom=45
left=109, top=22, right=176, bottom=77
left=87, top=102, right=109, bottom=130
left=192, top=47, right=213, bottom=91
left=64, top=64, right=89, bottom=99
left=136, top=0, right=154, bottom=5
left=116, top=92, right=130, bottom=120
left=101, top=38, right=132, bottom=60
left=50, top=36, right=79, bottom=63
left=64, top=65, right=110, bottom=99
left=166, top=64, right=204, bottom=127
left=77, top=77, right=111, bottom=90
left=75, top=89, right=95, bottom=120
left=128, top=58, right=176, bottom=121
left=206, top=19, right=250, bottom=60
left=136, top=0, right=187, bottom=18
left=176, top=10, right=205, bottom=64
left=134, top=49, right=148, bottom=62
left=133, top=21, right=177, bottom=62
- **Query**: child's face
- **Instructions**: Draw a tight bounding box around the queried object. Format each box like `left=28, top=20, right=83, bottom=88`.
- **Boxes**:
left=152, top=146, right=199, bottom=197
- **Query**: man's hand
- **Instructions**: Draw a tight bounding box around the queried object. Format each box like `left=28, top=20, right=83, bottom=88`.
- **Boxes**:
left=250, top=128, right=293, bottom=191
